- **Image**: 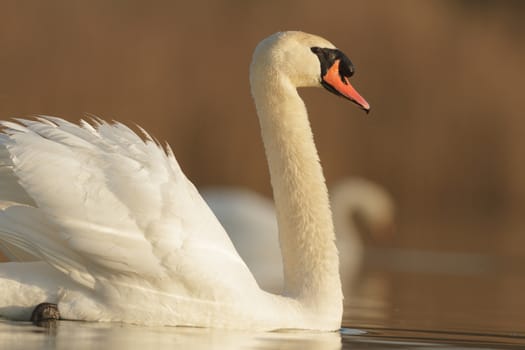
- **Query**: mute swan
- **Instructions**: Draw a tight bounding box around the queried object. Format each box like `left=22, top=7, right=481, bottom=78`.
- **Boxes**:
left=330, top=179, right=394, bottom=280
left=0, top=31, right=370, bottom=330
left=202, top=179, right=394, bottom=292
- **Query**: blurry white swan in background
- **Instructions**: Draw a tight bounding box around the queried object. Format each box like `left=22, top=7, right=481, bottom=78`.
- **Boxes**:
left=329, top=179, right=394, bottom=279
left=0, top=31, right=370, bottom=330
left=202, top=178, right=394, bottom=292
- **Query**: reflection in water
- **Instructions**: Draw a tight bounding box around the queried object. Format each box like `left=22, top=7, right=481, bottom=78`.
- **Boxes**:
left=1, top=250, right=525, bottom=349
left=0, top=320, right=342, bottom=350
left=344, top=250, right=525, bottom=342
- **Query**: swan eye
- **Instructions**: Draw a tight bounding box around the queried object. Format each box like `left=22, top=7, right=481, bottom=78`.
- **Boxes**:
left=337, top=55, right=355, bottom=79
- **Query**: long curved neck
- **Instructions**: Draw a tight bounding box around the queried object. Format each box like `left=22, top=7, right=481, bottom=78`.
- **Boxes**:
left=251, top=73, right=342, bottom=312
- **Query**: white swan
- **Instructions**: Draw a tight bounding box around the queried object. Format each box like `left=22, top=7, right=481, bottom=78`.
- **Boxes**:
left=329, top=178, right=394, bottom=281
left=202, top=179, right=394, bottom=292
left=0, top=31, right=370, bottom=330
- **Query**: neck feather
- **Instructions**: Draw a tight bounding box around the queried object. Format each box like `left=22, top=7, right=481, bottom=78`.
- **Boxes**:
left=251, top=74, right=342, bottom=312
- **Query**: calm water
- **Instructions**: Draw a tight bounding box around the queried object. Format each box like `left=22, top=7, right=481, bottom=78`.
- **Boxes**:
left=1, top=250, right=524, bottom=349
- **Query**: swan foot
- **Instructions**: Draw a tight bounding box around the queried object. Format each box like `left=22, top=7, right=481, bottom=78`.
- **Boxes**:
left=30, top=302, right=60, bottom=327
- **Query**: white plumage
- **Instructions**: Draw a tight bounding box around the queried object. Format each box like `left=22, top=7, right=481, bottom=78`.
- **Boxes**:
left=0, top=117, right=258, bottom=323
left=202, top=179, right=394, bottom=292
left=0, top=31, right=370, bottom=330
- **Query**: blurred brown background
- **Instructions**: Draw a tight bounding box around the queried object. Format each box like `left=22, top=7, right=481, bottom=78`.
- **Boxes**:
left=0, top=0, right=524, bottom=257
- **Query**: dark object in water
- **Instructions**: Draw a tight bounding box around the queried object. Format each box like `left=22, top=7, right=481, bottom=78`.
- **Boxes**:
left=30, top=302, right=60, bottom=327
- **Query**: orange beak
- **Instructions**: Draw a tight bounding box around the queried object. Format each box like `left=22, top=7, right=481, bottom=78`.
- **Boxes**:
left=323, top=60, right=370, bottom=112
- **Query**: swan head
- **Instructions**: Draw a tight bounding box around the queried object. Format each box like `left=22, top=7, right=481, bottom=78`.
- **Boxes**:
left=250, top=31, right=370, bottom=112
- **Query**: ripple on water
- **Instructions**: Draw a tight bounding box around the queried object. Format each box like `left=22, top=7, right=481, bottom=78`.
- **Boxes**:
left=1, top=319, right=524, bottom=350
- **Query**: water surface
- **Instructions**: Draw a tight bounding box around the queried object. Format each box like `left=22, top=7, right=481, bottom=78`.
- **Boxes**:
left=1, top=250, right=524, bottom=349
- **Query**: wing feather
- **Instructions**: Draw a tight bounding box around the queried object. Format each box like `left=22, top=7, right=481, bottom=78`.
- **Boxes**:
left=0, top=117, right=247, bottom=289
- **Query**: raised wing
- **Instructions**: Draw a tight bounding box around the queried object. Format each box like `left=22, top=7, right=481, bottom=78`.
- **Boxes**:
left=0, top=117, right=250, bottom=289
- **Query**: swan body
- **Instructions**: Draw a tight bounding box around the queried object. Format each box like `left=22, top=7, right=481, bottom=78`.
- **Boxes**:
left=202, top=179, right=394, bottom=292
left=0, top=31, right=369, bottom=330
